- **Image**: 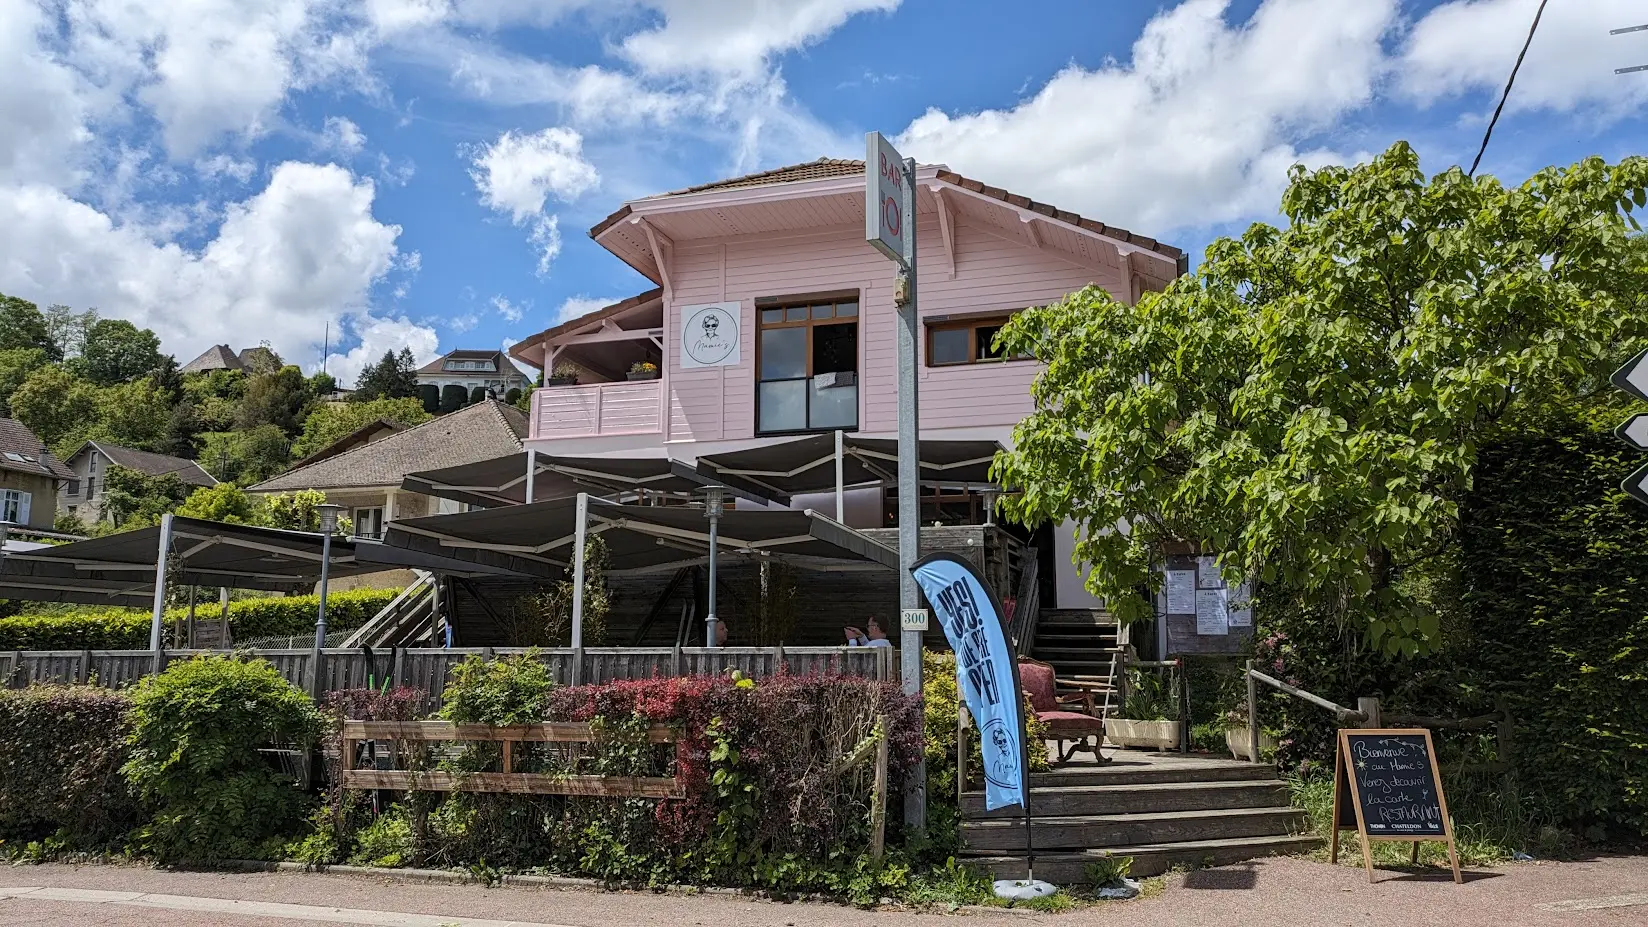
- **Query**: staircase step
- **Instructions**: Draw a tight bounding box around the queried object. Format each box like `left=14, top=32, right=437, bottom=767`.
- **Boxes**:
left=1032, top=647, right=1120, bottom=660
left=1027, top=759, right=1278, bottom=788
left=962, top=807, right=1306, bottom=852
left=1036, top=614, right=1119, bottom=628
left=963, top=834, right=1323, bottom=882
left=963, top=780, right=1289, bottom=818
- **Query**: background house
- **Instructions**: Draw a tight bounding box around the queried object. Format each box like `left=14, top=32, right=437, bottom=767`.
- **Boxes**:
left=248, top=400, right=528, bottom=539
left=59, top=442, right=218, bottom=525
left=179, top=343, right=283, bottom=375
left=416, top=350, right=532, bottom=398
left=0, top=418, right=74, bottom=531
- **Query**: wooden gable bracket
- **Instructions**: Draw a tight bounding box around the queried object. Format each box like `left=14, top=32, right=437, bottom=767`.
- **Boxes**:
left=1020, top=214, right=1042, bottom=250
left=927, top=185, right=958, bottom=279
left=632, top=216, right=675, bottom=302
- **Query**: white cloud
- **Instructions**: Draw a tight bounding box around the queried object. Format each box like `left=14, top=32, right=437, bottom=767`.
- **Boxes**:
left=553, top=294, right=627, bottom=325
left=0, top=0, right=93, bottom=188
left=0, top=161, right=404, bottom=378
left=196, top=154, right=258, bottom=183
left=446, top=312, right=479, bottom=333
left=491, top=294, right=525, bottom=322
left=896, top=0, right=1397, bottom=236
left=321, top=115, right=367, bottom=156
left=467, top=127, right=599, bottom=222
left=618, top=0, right=900, bottom=79
left=1401, top=0, right=1648, bottom=118
left=527, top=215, right=561, bottom=276
left=323, top=312, right=441, bottom=387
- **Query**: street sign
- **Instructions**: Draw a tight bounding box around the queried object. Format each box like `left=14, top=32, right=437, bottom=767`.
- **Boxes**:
left=1625, top=461, right=1648, bottom=508
left=1613, top=348, right=1648, bottom=404
left=1618, top=414, right=1648, bottom=452
left=900, top=608, right=929, bottom=632
left=866, top=131, right=910, bottom=267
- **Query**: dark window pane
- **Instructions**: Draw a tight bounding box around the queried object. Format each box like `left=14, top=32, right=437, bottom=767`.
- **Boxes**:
left=835, top=301, right=858, bottom=317
left=786, top=306, right=808, bottom=322
left=930, top=327, right=969, bottom=365
left=812, top=303, right=834, bottom=319
left=812, top=322, right=856, bottom=375
left=976, top=324, right=1005, bottom=360
left=761, top=308, right=783, bottom=325
left=758, top=380, right=807, bottom=433
left=760, top=327, right=807, bottom=380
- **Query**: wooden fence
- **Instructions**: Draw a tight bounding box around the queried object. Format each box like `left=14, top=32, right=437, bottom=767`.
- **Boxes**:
left=0, top=645, right=894, bottom=710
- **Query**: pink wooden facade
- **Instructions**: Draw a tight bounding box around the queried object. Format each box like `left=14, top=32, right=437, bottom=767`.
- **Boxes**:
left=518, top=165, right=1180, bottom=451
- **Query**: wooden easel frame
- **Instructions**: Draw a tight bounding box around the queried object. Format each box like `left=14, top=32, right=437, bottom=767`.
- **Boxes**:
left=1330, top=728, right=1462, bottom=884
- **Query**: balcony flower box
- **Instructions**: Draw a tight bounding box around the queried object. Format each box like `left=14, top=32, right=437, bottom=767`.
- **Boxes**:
left=1104, top=718, right=1182, bottom=751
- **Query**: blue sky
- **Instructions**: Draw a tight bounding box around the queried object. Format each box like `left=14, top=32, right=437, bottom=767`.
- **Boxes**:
left=2, top=0, right=1645, bottom=384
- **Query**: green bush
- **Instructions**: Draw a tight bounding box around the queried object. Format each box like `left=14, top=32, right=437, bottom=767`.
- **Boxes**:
left=123, top=655, right=320, bottom=862
left=0, top=686, right=139, bottom=849
left=0, top=588, right=399, bottom=650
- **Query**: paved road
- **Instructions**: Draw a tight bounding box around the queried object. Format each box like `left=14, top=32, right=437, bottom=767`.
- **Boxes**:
left=3, top=855, right=1647, bottom=926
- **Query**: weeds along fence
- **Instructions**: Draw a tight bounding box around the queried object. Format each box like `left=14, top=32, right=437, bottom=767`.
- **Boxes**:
left=0, top=646, right=894, bottom=711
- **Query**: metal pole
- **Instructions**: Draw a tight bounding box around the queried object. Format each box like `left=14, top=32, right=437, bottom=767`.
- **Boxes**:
left=896, top=155, right=925, bottom=832
left=705, top=487, right=723, bottom=648
left=314, top=531, right=334, bottom=648
left=1246, top=659, right=1261, bottom=764
left=524, top=448, right=537, bottom=504
left=149, top=514, right=174, bottom=672
left=571, top=492, right=587, bottom=650
left=835, top=429, right=845, bottom=522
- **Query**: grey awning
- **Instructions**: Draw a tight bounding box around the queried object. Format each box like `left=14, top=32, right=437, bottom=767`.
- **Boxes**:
left=691, top=434, right=1006, bottom=505
left=401, top=452, right=763, bottom=508
left=384, top=497, right=897, bottom=577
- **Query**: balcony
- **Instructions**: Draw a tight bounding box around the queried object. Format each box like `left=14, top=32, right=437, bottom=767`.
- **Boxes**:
left=531, top=380, right=663, bottom=440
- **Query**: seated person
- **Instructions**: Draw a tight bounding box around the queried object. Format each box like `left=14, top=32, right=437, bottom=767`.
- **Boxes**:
left=843, top=616, right=894, bottom=648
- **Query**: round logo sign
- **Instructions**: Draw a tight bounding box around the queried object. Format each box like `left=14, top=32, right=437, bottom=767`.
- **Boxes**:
left=979, top=717, right=1020, bottom=789
left=682, top=304, right=739, bottom=367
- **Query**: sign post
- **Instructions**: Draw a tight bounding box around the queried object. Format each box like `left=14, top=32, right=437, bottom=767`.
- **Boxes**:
left=867, top=130, right=925, bottom=832
left=1613, top=349, right=1648, bottom=507
left=1331, top=728, right=1461, bottom=884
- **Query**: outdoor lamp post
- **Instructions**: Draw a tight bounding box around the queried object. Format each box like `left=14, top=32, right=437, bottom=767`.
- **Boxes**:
left=703, top=486, right=725, bottom=648
left=312, top=504, right=345, bottom=649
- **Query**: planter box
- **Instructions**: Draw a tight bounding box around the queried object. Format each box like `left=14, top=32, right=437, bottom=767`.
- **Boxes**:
left=627, top=371, right=659, bottom=381
left=547, top=376, right=578, bottom=387
left=1104, top=718, right=1182, bottom=751
left=1225, top=726, right=1279, bottom=761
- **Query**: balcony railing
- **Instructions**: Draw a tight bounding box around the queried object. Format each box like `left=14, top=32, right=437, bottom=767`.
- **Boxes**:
left=531, top=379, right=663, bottom=440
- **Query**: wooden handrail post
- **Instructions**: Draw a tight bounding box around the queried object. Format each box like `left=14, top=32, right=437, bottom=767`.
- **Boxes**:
left=956, top=705, right=969, bottom=806
left=1357, top=697, right=1381, bottom=729
left=870, top=717, right=889, bottom=863
left=1245, top=659, right=1261, bottom=764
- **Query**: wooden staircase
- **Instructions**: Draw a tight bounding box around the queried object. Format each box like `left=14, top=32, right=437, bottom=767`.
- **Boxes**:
left=1031, top=608, right=1123, bottom=685
left=960, top=754, right=1319, bottom=881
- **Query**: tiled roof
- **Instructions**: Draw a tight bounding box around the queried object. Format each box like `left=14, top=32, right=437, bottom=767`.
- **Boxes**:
left=588, top=157, right=1184, bottom=261
left=179, top=344, right=244, bottom=374
left=290, top=418, right=410, bottom=469
left=248, top=400, right=528, bottom=493
left=0, top=418, right=73, bottom=481
left=415, top=349, right=529, bottom=377
left=77, top=443, right=217, bottom=486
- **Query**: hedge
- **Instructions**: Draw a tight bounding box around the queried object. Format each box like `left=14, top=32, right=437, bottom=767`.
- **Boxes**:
left=0, top=588, right=400, bottom=650
left=0, top=686, right=139, bottom=848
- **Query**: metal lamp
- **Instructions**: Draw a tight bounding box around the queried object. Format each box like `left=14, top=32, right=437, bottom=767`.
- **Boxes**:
left=702, top=486, right=725, bottom=648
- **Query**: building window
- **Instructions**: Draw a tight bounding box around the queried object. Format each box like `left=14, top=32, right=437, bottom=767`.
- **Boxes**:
left=926, top=314, right=1029, bottom=366
left=85, top=476, right=95, bottom=499
left=352, top=506, right=384, bottom=540
left=756, top=296, right=859, bottom=434
left=1, top=489, right=31, bottom=525
left=66, top=479, right=81, bottom=496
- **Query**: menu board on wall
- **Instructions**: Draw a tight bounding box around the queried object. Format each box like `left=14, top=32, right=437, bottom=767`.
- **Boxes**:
left=1157, top=554, right=1254, bottom=656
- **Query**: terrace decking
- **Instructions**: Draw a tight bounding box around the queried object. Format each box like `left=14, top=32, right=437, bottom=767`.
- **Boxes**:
left=961, top=749, right=1320, bottom=881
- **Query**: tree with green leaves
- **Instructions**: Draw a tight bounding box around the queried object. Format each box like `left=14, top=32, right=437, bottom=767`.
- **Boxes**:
left=468, top=385, right=488, bottom=405
left=9, top=365, right=100, bottom=456
left=994, top=142, right=1648, bottom=656
left=353, top=348, right=420, bottom=402
left=235, top=366, right=310, bottom=434
left=0, top=347, right=49, bottom=416
left=439, top=384, right=467, bottom=413
left=43, top=304, right=96, bottom=360
left=176, top=482, right=258, bottom=524
left=419, top=383, right=440, bottom=414
left=0, top=295, right=59, bottom=359
left=100, top=466, right=191, bottom=527
left=199, top=425, right=291, bottom=484
left=289, top=396, right=429, bottom=459
left=75, top=318, right=162, bottom=386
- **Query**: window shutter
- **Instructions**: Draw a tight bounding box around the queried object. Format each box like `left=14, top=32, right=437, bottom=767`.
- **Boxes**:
left=16, top=491, right=30, bottom=525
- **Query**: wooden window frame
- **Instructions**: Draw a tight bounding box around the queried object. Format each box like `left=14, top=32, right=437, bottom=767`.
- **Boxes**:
left=755, top=293, right=861, bottom=436
left=925, top=313, right=1030, bottom=367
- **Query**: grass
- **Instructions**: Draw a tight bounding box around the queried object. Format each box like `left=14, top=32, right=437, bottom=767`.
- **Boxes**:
left=1288, top=771, right=1574, bottom=868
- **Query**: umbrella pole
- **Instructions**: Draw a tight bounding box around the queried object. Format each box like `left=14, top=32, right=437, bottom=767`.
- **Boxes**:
left=835, top=429, right=845, bottom=522
left=571, top=492, right=587, bottom=650
left=148, top=514, right=174, bottom=674
left=524, top=448, right=537, bottom=504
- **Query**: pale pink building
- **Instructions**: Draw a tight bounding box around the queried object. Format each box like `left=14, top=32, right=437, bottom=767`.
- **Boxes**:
left=508, top=159, right=1183, bottom=609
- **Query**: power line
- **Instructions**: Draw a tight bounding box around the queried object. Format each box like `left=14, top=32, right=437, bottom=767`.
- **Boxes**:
left=1469, top=0, right=1550, bottom=177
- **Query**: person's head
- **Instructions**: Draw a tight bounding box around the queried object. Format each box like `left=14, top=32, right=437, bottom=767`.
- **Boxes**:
left=715, top=620, right=728, bottom=646
left=866, top=616, right=887, bottom=640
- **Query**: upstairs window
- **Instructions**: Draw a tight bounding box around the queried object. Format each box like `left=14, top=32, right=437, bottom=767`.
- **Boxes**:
left=757, top=295, right=859, bottom=434
left=927, top=314, right=1030, bottom=366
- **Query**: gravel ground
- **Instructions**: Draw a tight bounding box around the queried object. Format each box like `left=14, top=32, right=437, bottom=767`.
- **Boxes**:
left=3, top=854, right=1647, bottom=926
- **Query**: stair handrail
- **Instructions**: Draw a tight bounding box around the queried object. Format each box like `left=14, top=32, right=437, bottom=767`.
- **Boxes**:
left=340, top=571, right=436, bottom=649
left=1007, top=547, right=1040, bottom=656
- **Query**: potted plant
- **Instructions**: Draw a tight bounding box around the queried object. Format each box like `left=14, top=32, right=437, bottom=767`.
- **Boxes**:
left=547, top=363, right=580, bottom=387
left=1223, top=708, right=1279, bottom=761
left=1104, top=670, right=1183, bottom=751
left=627, top=361, right=660, bottom=381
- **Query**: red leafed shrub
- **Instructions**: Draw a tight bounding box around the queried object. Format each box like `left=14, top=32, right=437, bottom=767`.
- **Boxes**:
left=0, top=686, right=140, bottom=849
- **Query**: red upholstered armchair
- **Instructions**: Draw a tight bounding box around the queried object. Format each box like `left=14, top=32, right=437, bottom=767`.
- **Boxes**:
left=1018, top=657, right=1112, bottom=764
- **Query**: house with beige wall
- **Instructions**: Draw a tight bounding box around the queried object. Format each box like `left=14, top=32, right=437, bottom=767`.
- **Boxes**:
left=0, top=419, right=73, bottom=532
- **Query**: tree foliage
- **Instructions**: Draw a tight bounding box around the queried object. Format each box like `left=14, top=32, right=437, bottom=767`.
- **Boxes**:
left=439, top=383, right=467, bottom=413
left=353, top=348, right=420, bottom=402
left=0, top=295, right=59, bottom=359
left=101, top=466, right=192, bottom=527
left=290, top=396, right=429, bottom=460
left=75, top=318, right=163, bottom=386
left=199, top=425, right=291, bottom=484
left=995, top=143, right=1648, bottom=654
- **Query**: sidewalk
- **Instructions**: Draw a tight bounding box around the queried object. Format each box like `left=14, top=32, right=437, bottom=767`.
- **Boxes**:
left=3, top=855, right=1646, bottom=927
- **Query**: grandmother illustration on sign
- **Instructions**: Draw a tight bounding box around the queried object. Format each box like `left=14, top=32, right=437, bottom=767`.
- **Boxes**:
left=701, top=313, right=721, bottom=340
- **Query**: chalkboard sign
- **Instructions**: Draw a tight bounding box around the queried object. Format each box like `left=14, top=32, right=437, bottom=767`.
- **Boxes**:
left=1330, top=728, right=1462, bottom=883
